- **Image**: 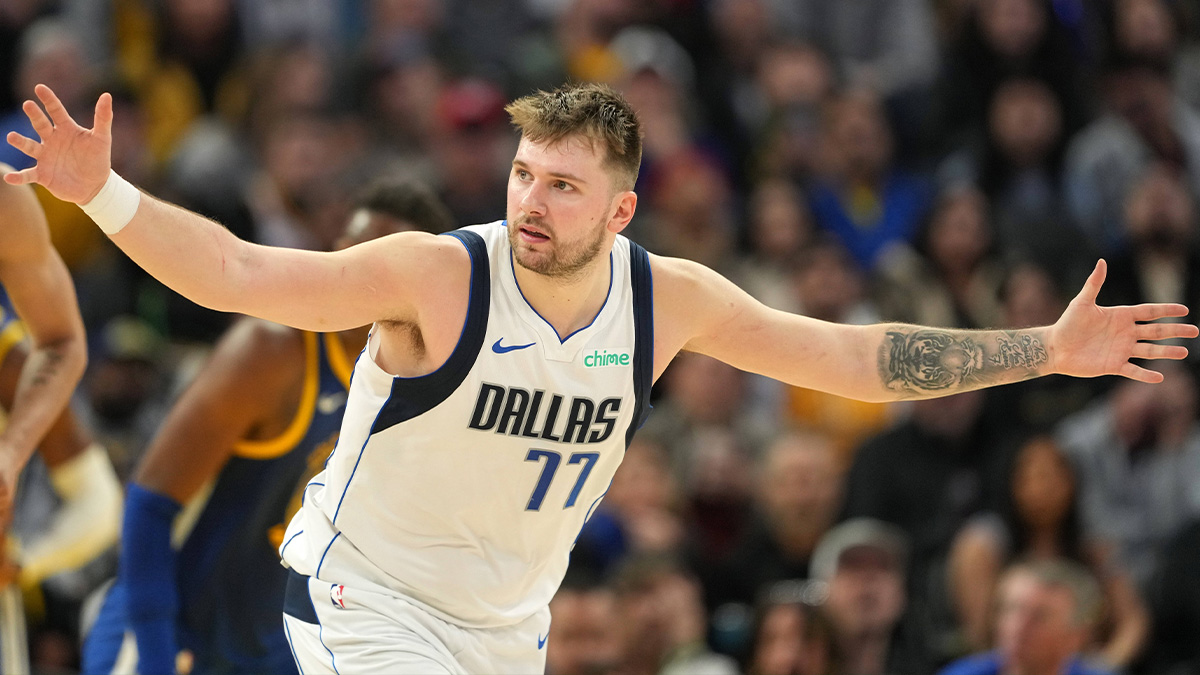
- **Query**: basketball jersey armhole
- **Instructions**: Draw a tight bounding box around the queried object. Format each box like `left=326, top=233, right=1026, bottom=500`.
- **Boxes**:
left=368, top=229, right=491, bottom=435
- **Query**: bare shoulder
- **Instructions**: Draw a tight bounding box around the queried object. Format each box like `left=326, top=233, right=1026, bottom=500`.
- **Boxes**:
left=204, top=316, right=307, bottom=391
left=647, top=254, right=750, bottom=377
left=0, top=163, right=50, bottom=259
left=348, top=231, right=471, bottom=294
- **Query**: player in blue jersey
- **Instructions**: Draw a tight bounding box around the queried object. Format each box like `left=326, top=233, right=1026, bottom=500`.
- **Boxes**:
left=0, top=165, right=122, bottom=675
left=79, top=178, right=453, bottom=675
left=8, top=82, right=1199, bottom=674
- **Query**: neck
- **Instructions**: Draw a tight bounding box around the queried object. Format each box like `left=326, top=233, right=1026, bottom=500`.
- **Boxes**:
left=513, top=253, right=613, bottom=340
left=838, top=630, right=891, bottom=675
left=1003, top=654, right=1072, bottom=675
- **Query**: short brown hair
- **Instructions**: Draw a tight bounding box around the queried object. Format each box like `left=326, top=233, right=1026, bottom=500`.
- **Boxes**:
left=505, top=82, right=643, bottom=191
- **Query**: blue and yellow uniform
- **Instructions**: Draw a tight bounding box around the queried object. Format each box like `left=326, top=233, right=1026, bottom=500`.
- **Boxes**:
left=83, top=331, right=354, bottom=675
left=0, top=285, right=27, bottom=369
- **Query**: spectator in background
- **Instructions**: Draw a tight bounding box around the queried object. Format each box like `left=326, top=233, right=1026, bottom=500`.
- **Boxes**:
left=733, top=177, right=812, bottom=313
left=940, top=559, right=1112, bottom=675
left=761, top=0, right=939, bottom=157
left=641, top=351, right=773, bottom=486
left=934, top=0, right=1092, bottom=155
left=947, top=436, right=1149, bottom=669
left=78, top=316, right=170, bottom=480
left=750, top=42, right=835, bottom=186
left=747, top=580, right=835, bottom=675
left=704, top=431, right=842, bottom=613
left=429, top=77, right=512, bottom=226
left=111, top=0, right=249, bottom=167
left=573, top=437, right=683, bottom=577
left=940, top=78, right=1093, bottom=276
left=842, top=390, right=1019, bottom=666
left=0, top=18, right=95, bottom=172
left=1141, top=518, right=1200, bottom=674
left=876, top=185, right=1005, bottom=330
left=1064, top=60, right=1200, bottom=254
left=1097, top=163, right=1200, bottom=363
left=546, top=571, right=622, bottom=675
left=784, top=238, right=893, bottom=460
left=613, top=553, right=739, bottom=675
left=637, top=152, right=737, bottom=273
left=809, top=90, right=932, bottom=272
left=811, top=518, right=922, bottom=675
left=1056, top=363, right=1200, bottom=590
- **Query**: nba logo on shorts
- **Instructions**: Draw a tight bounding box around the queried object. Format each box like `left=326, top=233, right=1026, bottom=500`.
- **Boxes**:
left=330, top=584, right=347, bottom=609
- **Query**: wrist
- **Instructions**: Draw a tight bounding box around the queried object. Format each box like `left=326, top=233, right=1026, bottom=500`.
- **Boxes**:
left=80, top=170, right=140, bottom=235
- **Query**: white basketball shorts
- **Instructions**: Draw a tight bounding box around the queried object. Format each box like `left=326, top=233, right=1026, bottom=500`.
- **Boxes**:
left=281, top=570, right=552, bottom=674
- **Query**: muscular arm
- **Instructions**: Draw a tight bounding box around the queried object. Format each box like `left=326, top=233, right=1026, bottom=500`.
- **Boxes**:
left=4, top=86, right=462, bottom=334
left=653, top=255, right=1195, bottom=401
left=134, top=317, right=304, bottom=503
left=0, top=169, right=87, bottom=494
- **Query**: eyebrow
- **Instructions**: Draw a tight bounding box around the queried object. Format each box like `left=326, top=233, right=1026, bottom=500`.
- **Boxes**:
left=512, top=160, right=589, bottom=185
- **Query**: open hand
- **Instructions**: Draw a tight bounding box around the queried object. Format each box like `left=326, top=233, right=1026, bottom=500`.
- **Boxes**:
left=1050, top=259, right=1199, bottom=382
left=3, top=84, right=113, bottom=204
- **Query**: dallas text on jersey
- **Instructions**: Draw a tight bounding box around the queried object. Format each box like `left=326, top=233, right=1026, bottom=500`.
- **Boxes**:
left=468, top=383, right=622, bottom=444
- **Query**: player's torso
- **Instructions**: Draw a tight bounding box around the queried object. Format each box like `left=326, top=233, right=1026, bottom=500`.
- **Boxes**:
left=286, top=222, right=653, bottom=627
left=175, top=330, right=354, bottom=670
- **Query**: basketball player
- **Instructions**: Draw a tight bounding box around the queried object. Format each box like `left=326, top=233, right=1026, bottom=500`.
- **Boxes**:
left=80, top=179, right=453, bottom=675
left=7, top=82, right=1197, bottom=674
left=0, top=166, right=122, bottom=675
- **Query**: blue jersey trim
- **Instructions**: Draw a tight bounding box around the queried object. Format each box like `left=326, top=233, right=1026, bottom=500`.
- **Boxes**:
left=319, top=620, right=340, bottom=675
left=509, top=237, right=614, bottom=344
left=625, top=240, right=654, bottom=448
left=367, top=228, right=491, bottom=435
left=316, top=532, right=341, bottom=578
left=283, top=619, right=305, bottom=675
left=280, top=529, right=304, bottom=558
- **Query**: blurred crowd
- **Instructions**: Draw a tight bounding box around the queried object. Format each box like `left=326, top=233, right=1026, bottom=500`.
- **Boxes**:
left=5, top=0, right=1200, bottom=673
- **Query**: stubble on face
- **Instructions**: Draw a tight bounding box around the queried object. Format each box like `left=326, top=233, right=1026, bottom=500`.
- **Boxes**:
left=509, top=214, right=609, bottom=281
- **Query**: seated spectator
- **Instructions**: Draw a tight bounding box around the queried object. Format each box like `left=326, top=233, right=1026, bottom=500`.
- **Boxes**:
left=1096, top=163, right=1200, bottom=366
left=811, top=518, right=923, bottom=675
left=948, top=436, right=1148, bottom=669
left=1056, top=363, right=1200, bottom=589
left=841, top=390, right=1020, bottom=666
left=704, top=431, right=842, bottom=612
left=747, top=580, right=835, bottom=675
left=940, top=559, right=1113, bottom=675
left=733, top=177, right=812, bottom=313
left=808, top=91, right=933, bottom=272
left=1064, top=61, right=1200, bottom=254
left=875, top=185, right=1005, bottom=330
left=612, top=553, right=739, bottom=675
left=546, top=570, right=622, bottom=675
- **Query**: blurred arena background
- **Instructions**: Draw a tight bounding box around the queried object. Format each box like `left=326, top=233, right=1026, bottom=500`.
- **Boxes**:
left=3, top=0, right=1200, bottom=673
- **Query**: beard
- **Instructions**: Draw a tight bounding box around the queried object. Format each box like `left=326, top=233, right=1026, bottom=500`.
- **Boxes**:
left=509, top=216, right=608, bottom=280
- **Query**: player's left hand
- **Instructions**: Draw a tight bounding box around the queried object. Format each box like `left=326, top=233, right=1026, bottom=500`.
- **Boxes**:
left=1049, top=259, right=1199, bottom=383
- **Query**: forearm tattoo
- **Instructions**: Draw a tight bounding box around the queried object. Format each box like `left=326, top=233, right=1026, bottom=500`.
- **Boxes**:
left=879, top=328, right=1047, bottom=396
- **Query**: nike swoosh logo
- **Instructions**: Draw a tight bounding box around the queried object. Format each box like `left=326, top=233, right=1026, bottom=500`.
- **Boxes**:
left=492, top=338, right=535, bottom=354
left=537, top=633, right=547, bottom=649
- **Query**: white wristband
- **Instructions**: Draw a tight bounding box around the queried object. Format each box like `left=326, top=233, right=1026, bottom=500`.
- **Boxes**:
left=80, top=169, right=141, bottom=235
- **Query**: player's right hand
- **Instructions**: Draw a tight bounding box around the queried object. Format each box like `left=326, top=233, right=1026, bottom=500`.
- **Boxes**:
left=3, top=84, right=113, bottom=205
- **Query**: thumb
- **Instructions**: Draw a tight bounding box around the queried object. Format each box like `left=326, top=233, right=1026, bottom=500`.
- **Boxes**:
left=93, top=93, right=113, bottom=141
left=1075, top=259, right=1107, bottom=305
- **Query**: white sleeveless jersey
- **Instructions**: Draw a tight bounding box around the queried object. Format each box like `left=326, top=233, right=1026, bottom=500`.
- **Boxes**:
left=279, top=221, right=653, bottom=628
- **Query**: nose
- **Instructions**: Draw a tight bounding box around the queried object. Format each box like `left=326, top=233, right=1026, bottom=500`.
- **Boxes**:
left=519, top=180, right=548, bottom=218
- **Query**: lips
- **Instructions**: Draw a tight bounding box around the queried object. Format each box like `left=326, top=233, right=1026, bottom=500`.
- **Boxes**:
left=518, top=223, right=550, bottom=242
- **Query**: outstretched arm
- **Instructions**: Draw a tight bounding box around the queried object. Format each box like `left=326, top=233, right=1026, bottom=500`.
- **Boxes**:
left=655, top=256, right=1197, bottom=402
left=4, top=85, right=456, bottom=333
left=0, top=164, right=87, bottom=524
